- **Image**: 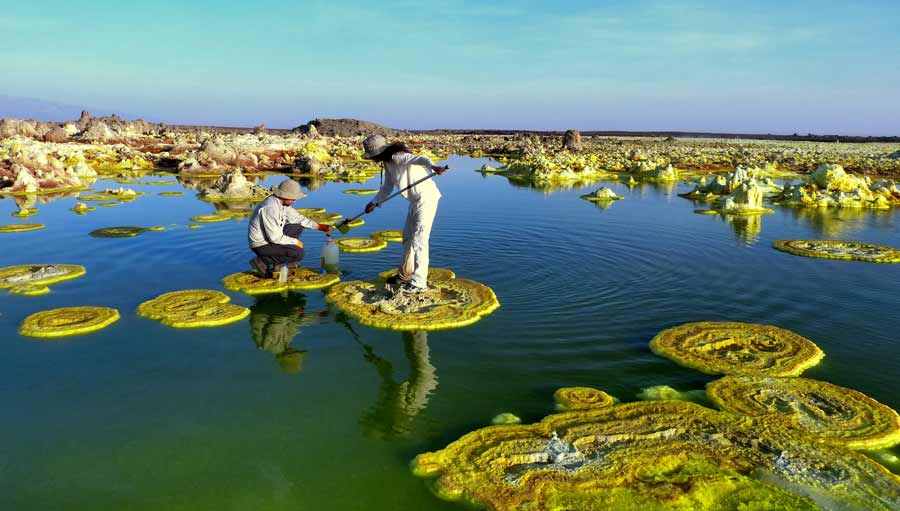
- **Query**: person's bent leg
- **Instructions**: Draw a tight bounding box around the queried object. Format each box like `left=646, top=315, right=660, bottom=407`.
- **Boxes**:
left=254, top=244, right=304, bottom=270
left=410, top=199, right=439, bottom=289
left=284, top=245, right=304, bottom=266
left=283, top=224, right=304, bottom=238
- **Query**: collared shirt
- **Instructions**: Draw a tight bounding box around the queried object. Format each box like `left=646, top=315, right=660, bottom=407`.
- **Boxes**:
left=248, top=195, right=319, bottom=248
left=373, top=152, right=442, bottom=205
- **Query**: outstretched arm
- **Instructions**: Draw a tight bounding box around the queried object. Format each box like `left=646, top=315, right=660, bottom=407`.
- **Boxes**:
left=370, top=165, right=395, bottom=209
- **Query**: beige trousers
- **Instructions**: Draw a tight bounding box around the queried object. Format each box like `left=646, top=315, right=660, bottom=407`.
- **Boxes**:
left=398, top=198, right=439, bottom=288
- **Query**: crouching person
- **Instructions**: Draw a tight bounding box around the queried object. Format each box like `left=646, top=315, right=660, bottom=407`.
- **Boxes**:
left=249, top=179, right=330, bottom=278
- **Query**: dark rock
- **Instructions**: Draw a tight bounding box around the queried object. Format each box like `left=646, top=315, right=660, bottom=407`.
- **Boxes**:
left=291, top=118, right=398, bottom=137
left=563, top=129, right=582, bottom=151
left=44, top=126, right=69, bottom=143
left=77, top=110, right=91, bottom=130
left=292, top=155, right=322, bottom=174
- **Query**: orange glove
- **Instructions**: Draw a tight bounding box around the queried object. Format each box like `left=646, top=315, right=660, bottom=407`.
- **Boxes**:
left=296, top=240, right=304, bottom=248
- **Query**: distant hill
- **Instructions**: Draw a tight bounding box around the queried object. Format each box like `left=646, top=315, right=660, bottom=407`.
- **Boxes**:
left=0, top=95, right=119, bottom=122
left=292, top=118, right=402, bottom=137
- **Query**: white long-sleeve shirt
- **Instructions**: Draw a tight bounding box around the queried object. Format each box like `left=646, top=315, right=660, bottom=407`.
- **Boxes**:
left=248, top=195, right=319, bottom=248
left=373, top=152, right=442, bottom=205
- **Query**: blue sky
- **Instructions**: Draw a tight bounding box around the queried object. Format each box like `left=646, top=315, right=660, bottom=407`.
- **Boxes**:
left=2, top=0, right=898, bottom=134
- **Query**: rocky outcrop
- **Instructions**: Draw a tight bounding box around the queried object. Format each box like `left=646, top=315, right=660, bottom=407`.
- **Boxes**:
left=562, top=130, right=582, bottom=151
left=78, top=121, right=116, bottom=142
left=43, top=126, right=69, bottom=143
left=713, top=180, right=772, bottom=214
left=775, top=164, right=900, bottom=209
left=200, top=137, right=238, bottom=165
left=291, top=118, right=399, bottom=137
left=681, top=165, right=783, bottom=201
left=198, top=169, right=270, bottom=202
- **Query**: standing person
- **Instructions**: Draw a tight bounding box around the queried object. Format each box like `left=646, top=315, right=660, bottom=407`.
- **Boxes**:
left=248, top=179, right=331, bottom=278
left=359, top=135, right=448, bottom=293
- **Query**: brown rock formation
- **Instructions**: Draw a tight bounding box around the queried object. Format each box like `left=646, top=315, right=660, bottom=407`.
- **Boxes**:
left=563, top=129, right=582, bottom=151
left=292, top=118, right=399, bottom=137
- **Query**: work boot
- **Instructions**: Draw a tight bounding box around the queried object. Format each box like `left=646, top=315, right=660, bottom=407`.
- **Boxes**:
left=397, top=283, right=427, bottom=294
left=385, top=273, right=411, bottom=286
left=250, top=257, right=268, bottom=276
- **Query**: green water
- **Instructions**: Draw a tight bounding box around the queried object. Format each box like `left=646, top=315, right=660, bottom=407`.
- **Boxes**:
left=1, top=156, right=899, bottom=510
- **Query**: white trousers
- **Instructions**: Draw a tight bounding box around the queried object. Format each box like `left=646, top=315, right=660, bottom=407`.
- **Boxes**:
left=399, top=198, right=439, bottom=288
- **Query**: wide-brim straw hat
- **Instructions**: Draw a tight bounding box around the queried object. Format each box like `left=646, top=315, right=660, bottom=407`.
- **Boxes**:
left=361, top=134, right=389, bottom=159
left=271, top=179, right=306, bottom=200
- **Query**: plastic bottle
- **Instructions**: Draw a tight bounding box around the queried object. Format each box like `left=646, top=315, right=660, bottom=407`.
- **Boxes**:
left=321, top=235, right=340, bottom=274
left=278, top=265, right=288, bottom=283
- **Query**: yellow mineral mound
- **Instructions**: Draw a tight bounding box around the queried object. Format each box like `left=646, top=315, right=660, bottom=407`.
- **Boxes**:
left=9, top=285, right=50, bottom=296
left=553, top=387, right=616, bottom=411
left=335, top=237, right=387, bottom=253
left=708, top=376, right=900, bottom=450
left=190, top=214, right=231, bottom=223
left=0, top=223, right=44, bottom=233
left=580, top=187, right=623, bottom=202
left=491, top=413, right=522, bottom=425
left=650, top=322, right=824, bottom=377
left=303, top=211, right=343, bottom=226
left=70, top=202, right=96, bottom=214
left=0, top=264, right=86, bottom=294
left=773, top=239, right=900, bottom=263
left=19, top=306, right=120, bottom=338
left=295, top=207, right=326, bottom=214
left=326, top=276, right=499, bottom=331
left=411, top=400, right=900, bottom=511
left=222, top=267, right=339, bottom=295
left=138, top=289, right=249, bottom=328
left=371, top=230, right=403, bottom=243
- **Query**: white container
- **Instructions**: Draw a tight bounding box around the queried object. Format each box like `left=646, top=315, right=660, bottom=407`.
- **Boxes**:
left=321, top=238, right=340, bottom=267
left=278, top=265, right=288, bottom=283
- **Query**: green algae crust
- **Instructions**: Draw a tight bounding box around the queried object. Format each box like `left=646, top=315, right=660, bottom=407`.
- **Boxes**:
left=19, top=306, right=120, bottom=338
left=708, top=376, right=900, bottom=450
left=650, top=322, right=824, bottom=377
left=222, top=268, right=340, bottom=295
left=326, top=277, right=499, bottom=331
left=411, top=400, right=900, bottom=511
left=137, top=289, right=250, bottom=328
left=773, top=239, right=900, bottom=263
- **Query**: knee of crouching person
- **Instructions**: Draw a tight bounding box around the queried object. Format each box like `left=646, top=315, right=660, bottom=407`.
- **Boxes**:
left=287, top=245, right=304, bottom=262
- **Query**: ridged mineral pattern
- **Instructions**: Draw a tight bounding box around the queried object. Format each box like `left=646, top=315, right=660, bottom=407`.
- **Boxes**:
left=650, top=321, right=825, bottom=376
left=19, top=306, right=120, bottom=338
left=708, top=376, right=900, bottom=450
left=137, top=289, right=250, bottom=328
left=222, top=268, right=340, bottom=295
left=773, top=239, right=900, bottom=263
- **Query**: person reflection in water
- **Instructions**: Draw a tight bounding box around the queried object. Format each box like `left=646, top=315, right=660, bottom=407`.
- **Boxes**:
left=248, top=293, right=326, bottom=373
left=358, top=330, right=439, bottom=440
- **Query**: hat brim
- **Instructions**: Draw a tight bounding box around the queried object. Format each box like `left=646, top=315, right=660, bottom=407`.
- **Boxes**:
left=362, top=147, right=387, bottom=159
left=271, top=186, right=306, bottom=200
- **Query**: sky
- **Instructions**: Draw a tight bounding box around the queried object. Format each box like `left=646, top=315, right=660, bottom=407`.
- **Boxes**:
left=1, top=0, right=899, bottom=134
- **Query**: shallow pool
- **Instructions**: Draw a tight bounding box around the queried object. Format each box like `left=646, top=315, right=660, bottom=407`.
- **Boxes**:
left=1, top=155, right=898, bottom=510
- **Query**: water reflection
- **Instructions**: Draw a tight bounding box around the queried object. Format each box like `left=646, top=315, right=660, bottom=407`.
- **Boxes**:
left=337, top=318, right=438, bottom=440
left=786, top=207, right=895, bottom=237
left=248, top=293, right=325, bottom=374
left=0, top=190, right=87, bottom=210
left=480, top=173, right=608, bottom=193
left=694, top=211, right=764, bottom=245
left=723, top=214, right=762, bottom=244
left=627, top=179, right=678, bottom=198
